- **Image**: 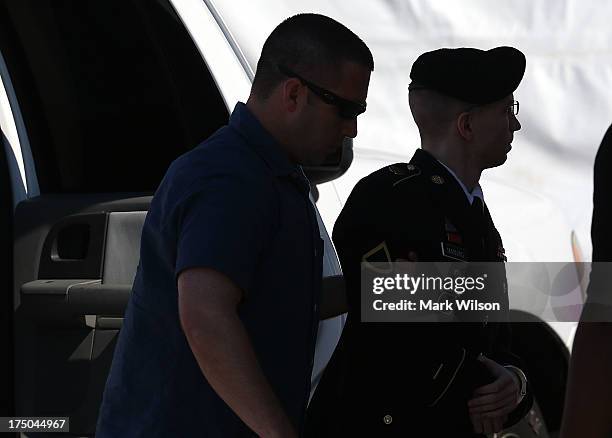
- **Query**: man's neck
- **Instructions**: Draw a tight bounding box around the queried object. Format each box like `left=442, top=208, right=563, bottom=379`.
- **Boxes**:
left=246, top=98, right=298, bottom=164
left=422, top=146, right=481, bottom=191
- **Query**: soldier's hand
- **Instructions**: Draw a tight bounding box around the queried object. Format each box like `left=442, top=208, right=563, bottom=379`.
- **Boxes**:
left=469, top=412, right=506, bottom=435
left=467, top=355, right=520, bottom=433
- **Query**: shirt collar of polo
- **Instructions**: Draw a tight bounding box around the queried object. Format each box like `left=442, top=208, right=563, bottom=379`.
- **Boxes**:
left=229, top=102, right=298, bottom=177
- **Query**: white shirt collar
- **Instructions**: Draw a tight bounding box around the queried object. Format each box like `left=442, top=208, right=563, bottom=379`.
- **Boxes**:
left=437, top=160, right=484, bottom=205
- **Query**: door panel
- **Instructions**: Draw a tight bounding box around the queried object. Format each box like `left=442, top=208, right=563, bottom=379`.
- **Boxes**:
left=14, top=195, right=150, bottom=435
left=37, top=213, right=107, bottom=280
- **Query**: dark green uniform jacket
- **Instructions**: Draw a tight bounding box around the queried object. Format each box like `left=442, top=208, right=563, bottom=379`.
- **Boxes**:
left=306, top=149, right=533, bottom=437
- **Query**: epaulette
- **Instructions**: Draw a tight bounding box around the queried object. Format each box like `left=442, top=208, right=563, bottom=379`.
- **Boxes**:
left=387, top=163, right=422, bottom=187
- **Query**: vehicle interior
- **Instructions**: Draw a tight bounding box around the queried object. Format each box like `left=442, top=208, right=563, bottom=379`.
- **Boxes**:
left=1, top=0, right=228, bottom=434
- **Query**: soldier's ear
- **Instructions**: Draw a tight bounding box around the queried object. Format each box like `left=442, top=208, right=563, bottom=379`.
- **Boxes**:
left=456, top=111, right=474, bottom=141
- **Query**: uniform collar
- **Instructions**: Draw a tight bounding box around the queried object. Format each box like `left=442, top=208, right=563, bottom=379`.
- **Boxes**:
left=436, top=160, right=484, bottom=205
left=411, top=149, right=484, bottom=205
left=411, top=149, right=477, bottom=208
left=229, top=102, right=299, bottom=177
left=411, top=149, right=491, bottom=237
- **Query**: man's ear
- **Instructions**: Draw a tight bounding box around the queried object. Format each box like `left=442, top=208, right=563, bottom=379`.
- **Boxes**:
left=457, top=111, right=474, bottom=141
left=281, top=78, right=303, bottom=114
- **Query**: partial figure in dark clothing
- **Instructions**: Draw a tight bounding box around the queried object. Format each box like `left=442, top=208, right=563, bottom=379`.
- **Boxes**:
left=561, top=124, right=612, bottom=438
left=591, top=125, right=612, bottom=264
left=306, top=47, right=533, bottom=437
left=96, top=14, right=373, bottom=438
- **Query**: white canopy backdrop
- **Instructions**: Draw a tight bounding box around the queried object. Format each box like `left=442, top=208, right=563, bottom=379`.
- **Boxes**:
left=214, top=0, right=612, bottom=262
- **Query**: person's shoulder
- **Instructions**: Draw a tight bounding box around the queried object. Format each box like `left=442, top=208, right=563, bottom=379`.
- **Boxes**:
left=177, top=129, right=265, bottom=177
left=172, top=131, right=271, bottom=189
left=154, top=132, right=276, bottom=220
left=334, top=163, right=430, bottom=232
left=372, top=162, right=427, bottom=189
left=346, top=162, right=430, bottom=208
left=334, top=161, right=441, bottom=235
left=596, top=123, right=612, bottom=169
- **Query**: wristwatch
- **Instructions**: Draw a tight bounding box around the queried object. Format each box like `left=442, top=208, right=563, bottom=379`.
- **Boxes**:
left=504, top=365, right=528, bottom=404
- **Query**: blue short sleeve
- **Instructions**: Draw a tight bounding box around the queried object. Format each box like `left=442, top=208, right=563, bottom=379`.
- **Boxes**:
left=173, top=173, right=276, bottom=294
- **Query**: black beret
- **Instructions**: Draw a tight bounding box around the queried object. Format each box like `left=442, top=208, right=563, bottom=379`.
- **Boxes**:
left=409, top=46, right=526, bottom=104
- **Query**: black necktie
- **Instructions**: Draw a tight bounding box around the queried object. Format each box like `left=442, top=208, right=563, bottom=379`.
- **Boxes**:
left=471, top=196, right=484, bottom=216
left=468, top=196, right=487, bottom=261
left=470, top=197, right=485, bottom=230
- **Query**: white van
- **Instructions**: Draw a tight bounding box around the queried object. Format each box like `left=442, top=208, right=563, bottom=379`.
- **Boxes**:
left=0, top=0, right=575, bottom=436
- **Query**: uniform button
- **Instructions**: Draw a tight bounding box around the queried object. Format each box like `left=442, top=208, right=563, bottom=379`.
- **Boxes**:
left=383, top=415, right=392, bottom=425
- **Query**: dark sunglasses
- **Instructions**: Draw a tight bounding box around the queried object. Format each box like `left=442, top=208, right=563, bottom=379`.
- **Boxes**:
left=278, top=64, right=367, bottom=119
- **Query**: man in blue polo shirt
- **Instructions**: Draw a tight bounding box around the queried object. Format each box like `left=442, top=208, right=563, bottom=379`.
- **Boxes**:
left=96, top=13, right=373, bottom=438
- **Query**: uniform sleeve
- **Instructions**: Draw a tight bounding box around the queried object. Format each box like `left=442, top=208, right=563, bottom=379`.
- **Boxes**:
left=172, top=173, right=276, bottom=296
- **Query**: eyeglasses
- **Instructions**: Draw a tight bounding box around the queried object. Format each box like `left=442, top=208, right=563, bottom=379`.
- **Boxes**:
left=463, top=99, right=520, bottom=116
left=509, top=100, right=519, bottom=116
left=278, top=64, right=367, bottom=119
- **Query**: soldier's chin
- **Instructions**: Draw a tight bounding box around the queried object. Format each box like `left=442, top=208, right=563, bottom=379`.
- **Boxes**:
left=486, top=155, right=508, bottom=169
left=497, top=154, right=509, bottom=166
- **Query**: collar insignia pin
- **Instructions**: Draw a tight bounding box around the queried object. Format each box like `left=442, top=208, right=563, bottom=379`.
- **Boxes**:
left=389, top=164, right=406, bottom=175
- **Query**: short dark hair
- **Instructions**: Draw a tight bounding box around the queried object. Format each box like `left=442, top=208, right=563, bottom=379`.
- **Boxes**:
left=252, top=13, right=374, bottom=98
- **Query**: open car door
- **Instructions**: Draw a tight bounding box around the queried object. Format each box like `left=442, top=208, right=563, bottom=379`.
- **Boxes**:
left=0, top=1, right=240, bottom=435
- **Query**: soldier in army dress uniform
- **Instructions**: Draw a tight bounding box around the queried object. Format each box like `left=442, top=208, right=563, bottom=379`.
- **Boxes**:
left=306, top=47, right=534, bottom=437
